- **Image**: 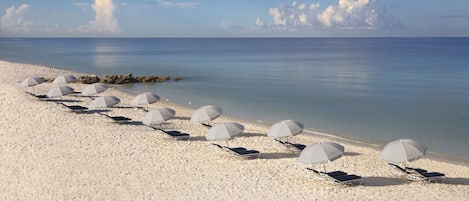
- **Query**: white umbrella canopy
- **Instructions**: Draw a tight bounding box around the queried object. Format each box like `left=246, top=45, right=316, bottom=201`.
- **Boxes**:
left=89, top=95, right=120, bottom=109
left=81, top=83, right=108, bottom=96
left=142, top=107, right=176, bottom=126
left=52, top=75, right=77, bottom=85
left=191, top=105, right=222, bottom=123
left=206, top=122, right=244, bottom=141
left=299, top=142, right=344, bottom=171
left=381, top=139, right=427, bottom=163
left=20, top=76, right=45, bottom=87
left=132, top=92, right=160, bottom=106
left=268, top=120, right=304, bottom=139
left=46, top=86, right=75, bottom=98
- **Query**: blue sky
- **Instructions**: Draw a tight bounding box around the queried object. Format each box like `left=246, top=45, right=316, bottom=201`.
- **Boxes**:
left=1, top=0, right=468, bottom=37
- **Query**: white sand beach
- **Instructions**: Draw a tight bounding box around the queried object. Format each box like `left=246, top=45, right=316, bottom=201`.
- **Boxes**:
left=1, top=60, right=469, bottom=200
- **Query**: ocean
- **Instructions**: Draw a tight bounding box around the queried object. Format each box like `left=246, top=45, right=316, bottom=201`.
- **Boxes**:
left=1, top=38, right=469, bottom=163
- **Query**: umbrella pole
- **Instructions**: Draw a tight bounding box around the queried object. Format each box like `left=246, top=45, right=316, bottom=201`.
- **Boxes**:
left=225, top=140, right=229, bottom=147
left=323, top=164, right=326, bottom=173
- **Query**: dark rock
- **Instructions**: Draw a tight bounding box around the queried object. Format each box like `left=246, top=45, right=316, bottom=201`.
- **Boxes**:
left=139, top=76, right=159, bottom=83
left=44, top=77, right=54, bottom=83
left=77, top=75, right=100, bottom=84
left=51, top=73, right=182, bottom=84
left=159, top=76, right=171, bottom=82
left=100, top=75, right=114, bottom=84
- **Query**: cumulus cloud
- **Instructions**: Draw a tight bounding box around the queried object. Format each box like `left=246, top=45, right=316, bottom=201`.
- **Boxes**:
left=1, top=4, right=32, bottom=33
left=257, top=0, right=403, bottom=31
left=156, top=0, right=198, bottom=9
left=79, top=0, right=120, bottom=33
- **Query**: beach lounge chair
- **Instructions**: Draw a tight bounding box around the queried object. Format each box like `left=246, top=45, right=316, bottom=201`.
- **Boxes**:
left=211, top=143, right=260, bottom=159
left=97, top=113, right=136, bottom=124
left=274, top=139, right=306, bottom=153
left=201, top=123, right=212, bottom=128
left=405, top=167, right=446, bottom=182
left=387, top=163, right=445, bottom=182
left=25, top=91, right=48, bottom=99
left=323, top=172, right=362, bottom=185
left=57, top=102, right=89, bottom=113
left=305, top=168, right=362, bottom=186
left=151, top=127, right=191, bottom=140
left=387, top=163, right=409, bottom=176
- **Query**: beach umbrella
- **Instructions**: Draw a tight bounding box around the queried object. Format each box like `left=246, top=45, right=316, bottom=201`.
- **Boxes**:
left=81, top=83, right=108, bottom=96
left=299, top=142, right=344, bottom=172
left=89, top=95, right=120, bottom=109
left=52, top=75, right=77, bottom=85
left=142, top=107, right=176, bottom=126
left=268, top=120, right=304, bottom=139
left=46, top=86, right=75, bottom=98
left=206, top=122, right=244, bottom=141
left=191, top=105, right=222, bottom=123
left=20, top=76, right=44, bottom=87
left=132, top=92, right=160, bottom=106
left=381, top=139, right=427, bottom=163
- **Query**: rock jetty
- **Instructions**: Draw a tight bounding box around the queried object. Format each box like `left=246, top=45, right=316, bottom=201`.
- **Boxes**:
left=46, top=74, right=182, bottom=84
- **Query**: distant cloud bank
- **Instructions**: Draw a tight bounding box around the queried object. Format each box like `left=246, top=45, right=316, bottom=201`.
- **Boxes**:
left=1, top=4, right=32, bottom=33
left=155, top=0, right=198, bottom=9
left=256, top=0, right=403, bottom=32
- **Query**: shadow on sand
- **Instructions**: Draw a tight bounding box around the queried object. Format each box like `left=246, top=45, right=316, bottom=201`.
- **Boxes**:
left=239, top=132, right=266, bottom=138
left=360, top=177, right=411, bottom=186
left=343, top=152, right=361, bottom=156
left=174, top=116, right=191, bottom=120
left=260, top=152, right=299, bottom=159
left=444, top=177, right=469, bottom=185
left=187, top=136, right=207, bottom=141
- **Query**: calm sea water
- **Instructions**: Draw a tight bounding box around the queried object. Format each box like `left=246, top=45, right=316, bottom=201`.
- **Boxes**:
left=1, top=38, right=469, bottom=162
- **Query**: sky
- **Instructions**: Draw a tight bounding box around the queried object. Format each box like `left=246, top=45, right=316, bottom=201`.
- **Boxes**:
left=1, top=0, right=469, bottom=37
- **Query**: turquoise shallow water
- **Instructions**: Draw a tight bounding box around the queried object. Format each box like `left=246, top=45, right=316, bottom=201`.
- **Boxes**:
left=2, top=38, right=469, bottom=162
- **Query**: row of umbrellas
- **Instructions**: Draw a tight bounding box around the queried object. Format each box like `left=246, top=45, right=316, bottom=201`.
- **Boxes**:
left=298, top=139, right=427, bottom=172
left=21, top=76, right=429, bottom=171
left=20, top=75, right=79, bottom=87
left=44, top=83, right=108, bottom=98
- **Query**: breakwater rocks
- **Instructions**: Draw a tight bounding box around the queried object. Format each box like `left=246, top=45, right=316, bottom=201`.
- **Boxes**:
left=46, top=74, right=182, bottom=84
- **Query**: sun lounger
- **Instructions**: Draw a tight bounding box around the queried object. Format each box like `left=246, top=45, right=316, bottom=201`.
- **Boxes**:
left=326, top=173, right=362, bottom=185
left=152, top=127, right=190, bottom=140
left=25, top=91, right=49, bottom=99
left=57, top=103, right=89, bottom=113
left=387, top=163, right=409, bottom=176
left=305, top=168, right=362, bottom=186
left=211, top=143, right=260, bottom=159
left=274, top=139, right=306, bottom=153
left=388, top=163, right=445, bottom=182
left=97, top=113, right=136, bottom=124
left=405, top=167, right=446, bottom=182
left=201, top=123, right=212, bottom=128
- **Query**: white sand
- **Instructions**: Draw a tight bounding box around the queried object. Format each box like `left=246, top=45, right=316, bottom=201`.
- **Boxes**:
left=1, top=60, right=469, bottom=200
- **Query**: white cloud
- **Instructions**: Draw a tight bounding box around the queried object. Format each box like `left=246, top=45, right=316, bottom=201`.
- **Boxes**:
left=220, top=20, right=228, bottom=29
left=257, top=0, right=403, bottom=31
left=255, top=18, right=264, bottom=26
left=73, top=2, right=90, bottom=10
left=79, top=0, right=120, bottom=33
left=156, top=0, right=198, bottom=9
left=1, top=4, right=32, bottom=33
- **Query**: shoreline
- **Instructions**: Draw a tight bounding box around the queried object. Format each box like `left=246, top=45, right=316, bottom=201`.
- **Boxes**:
left=4, top=58, right=469, bottom=166
left=2, top=60, right=469, bottom=200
